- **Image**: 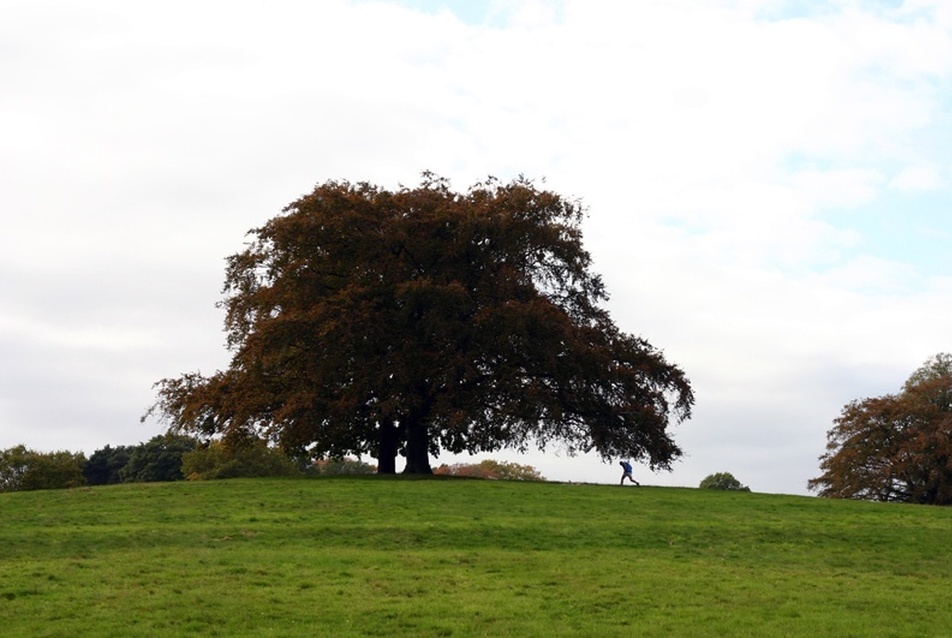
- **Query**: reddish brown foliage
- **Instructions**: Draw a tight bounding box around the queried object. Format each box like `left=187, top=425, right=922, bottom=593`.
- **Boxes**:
left=434, top=459, right=545, bottom=481
left=145, top=175, right=693, bottom=474
left=809, top=354, right=952, bottom=504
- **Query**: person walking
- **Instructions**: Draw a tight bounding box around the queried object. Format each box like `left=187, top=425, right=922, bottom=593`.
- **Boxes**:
left=619, top=460, right=640, bottom=486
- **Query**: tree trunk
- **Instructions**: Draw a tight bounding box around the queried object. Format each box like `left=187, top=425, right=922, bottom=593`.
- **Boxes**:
left=402, top=415, right=432, bottom=475
left=376, top=418, right=398, bottom=474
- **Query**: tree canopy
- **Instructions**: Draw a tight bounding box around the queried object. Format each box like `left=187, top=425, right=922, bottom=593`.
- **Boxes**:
left=118, top=435, right=198, bottom=483
left=146, top=175, right=693, bottom=474
left=83, top=445, right=132, bottom=486
left=808, top=353, right=952, bottom=504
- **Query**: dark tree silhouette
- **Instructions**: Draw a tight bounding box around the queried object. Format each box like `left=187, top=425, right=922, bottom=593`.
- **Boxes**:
left=146, top=175, right=693, bottom=474
left=118, top=435, right=198, bottom=483
left=83, top=445, right=132, bottom=485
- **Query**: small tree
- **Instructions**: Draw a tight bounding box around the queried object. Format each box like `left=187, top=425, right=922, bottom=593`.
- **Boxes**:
left=699, top=472, right=750, bottom=491
left=434, top=459, right=545, bottom=481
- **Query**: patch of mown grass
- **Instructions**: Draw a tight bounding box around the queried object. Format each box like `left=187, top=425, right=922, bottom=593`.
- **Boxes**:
left=2, top=478, right=952, bottom=636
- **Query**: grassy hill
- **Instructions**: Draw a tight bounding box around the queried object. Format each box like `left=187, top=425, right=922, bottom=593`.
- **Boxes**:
left=2, top=477, right=951, bottom=636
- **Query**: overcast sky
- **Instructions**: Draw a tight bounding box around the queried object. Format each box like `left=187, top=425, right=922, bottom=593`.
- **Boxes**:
left=3, top=0, right=950, bottom=494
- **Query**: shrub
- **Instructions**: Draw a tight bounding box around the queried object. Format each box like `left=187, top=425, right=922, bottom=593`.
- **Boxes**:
left=699, top=472, right=750, bottom=491
left=181, top=440, right=299, bottom=480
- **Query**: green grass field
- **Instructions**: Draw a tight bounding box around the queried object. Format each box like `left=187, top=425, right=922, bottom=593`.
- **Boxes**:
left=2, top=477, right=951, bottom=637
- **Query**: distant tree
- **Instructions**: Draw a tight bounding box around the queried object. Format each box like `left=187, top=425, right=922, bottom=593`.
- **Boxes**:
left=181, top=439, right=299, bottom=480
left=146, top=175, right=693, bottom=476
left=0, top=445, right=86, bottom=492
left=119, top=435, right=198, bottom=483
left=435, top=459, right=545, bottom=481
left=808, top=354, right=952, bottom=504
left=0, top=445, right=31, bottom=492
left=23, top=450, right=86, bottom=491
left=313, top=457, right=377, bottom=476
left=699, top=472, right=749, bottom=491
left=83, top=445, right=133, bottom=485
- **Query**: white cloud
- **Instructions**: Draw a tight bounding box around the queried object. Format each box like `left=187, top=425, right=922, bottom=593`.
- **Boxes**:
left=889, top=164, right=946, bottom=192
left=788, top=168, right=885, bottom=209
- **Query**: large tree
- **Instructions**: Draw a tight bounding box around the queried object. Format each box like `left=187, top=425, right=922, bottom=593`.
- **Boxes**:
left=808, top=353, right=952, bottom=504
left=146, top=175, right=693, bottom=474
